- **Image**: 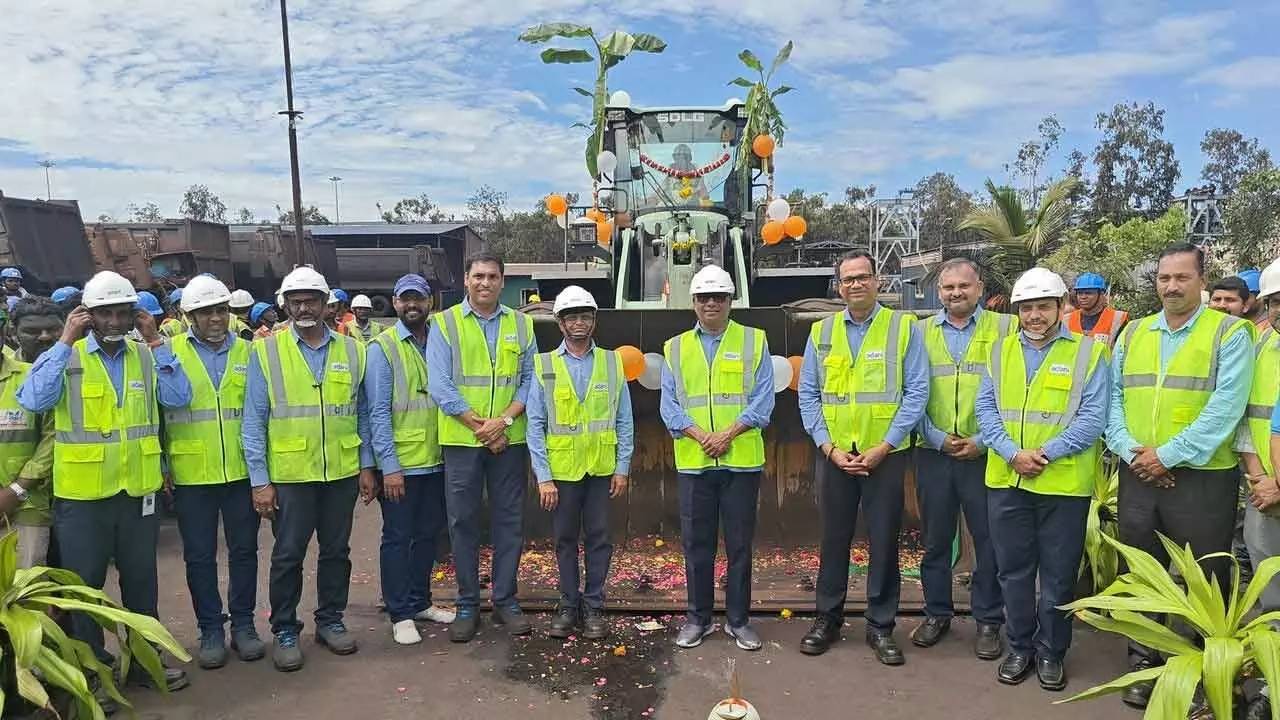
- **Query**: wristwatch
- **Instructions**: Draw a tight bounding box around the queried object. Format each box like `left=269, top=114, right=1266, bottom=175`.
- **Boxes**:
left=501, top=415, right=514, bottom=427
left=8, top=482, right=27, bottom=503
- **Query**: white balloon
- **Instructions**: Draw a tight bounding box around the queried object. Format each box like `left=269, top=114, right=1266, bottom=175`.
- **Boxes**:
left=598, top=188, right=614, bottom=207
left=766, top=198, right=791, bottom=221
left=556, top=213, right=568, bottom=229
left=770, top=355, right=793, bottom=393
left=608, top=90, right=632, bottom=107
left=638, top=353, right=664, bottom=390
left=597, top=150, right=618, bottom=176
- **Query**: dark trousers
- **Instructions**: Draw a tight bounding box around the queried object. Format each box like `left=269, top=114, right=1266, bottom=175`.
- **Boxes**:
left=916, top=448, right=1003, bottom=625
left=815, top=451, right=907, bottom=633
left=442, top=445, right=527, bottom=609
left=173, top=480, right=261, bottom=634
left=54, top=492, right=160, bottom=663
left=553, top=476, right=614, bottom=611
left=1118, top=464, right=1237, bottom=665
left=268, top=477, right=358, bottom=635
left=679, top=469, right=760, bottom=628
left=988, top=487, right=1089, bottom=660
left=378, top=470, right=447, bottom=623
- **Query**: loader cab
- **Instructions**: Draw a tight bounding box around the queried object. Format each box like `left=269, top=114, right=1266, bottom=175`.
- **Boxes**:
left=602, top=98, right=754, bottom=309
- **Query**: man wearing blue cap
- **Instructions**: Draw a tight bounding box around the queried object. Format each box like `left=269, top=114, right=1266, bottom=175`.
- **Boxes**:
left=1064, top=272, right=1127, bottom=346
left=1237, top=269, right=1268, bottom=331
left=364, top=275, right=455, bottom=646
left=1, top=268, right=29, bottom=300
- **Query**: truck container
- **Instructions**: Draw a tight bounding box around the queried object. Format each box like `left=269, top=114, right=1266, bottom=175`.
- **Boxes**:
left=0, top=192, right=97, bottom=294
left=333, top=245, right=452, bottom=315
left=228, top=224, right=338, bottom=303
left=85, top=220, right=233, bottom=295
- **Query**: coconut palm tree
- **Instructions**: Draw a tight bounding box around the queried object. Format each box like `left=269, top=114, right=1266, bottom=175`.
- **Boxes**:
left=954, top=176, right=1081, bottom=303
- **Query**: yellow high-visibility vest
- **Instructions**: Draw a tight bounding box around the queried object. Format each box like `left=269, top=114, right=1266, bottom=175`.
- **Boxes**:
left=535, top=348, right=624, bottom=481
left=432, top=304, right=534, bottom=447
left=1247, top=328, right=1279, bottom=476
left=984, top=332, right=1106, bottom=496
left=1119, top=308, right=1255, bottom=471
left=0, top=359, right=38, bottom=487
left=812, top=308, right=913, bottom=453
left=53, top=339, right=163, bottom=500
left=371, top=327, right=440, bottom=471
left=345, top=320, right=377, bottom=344
left=164, top=335, right=250, bottom=485
left=664, top=321, right=766, bottom=472
left=255, top=328, right=365, bottom=482
left=918, top=310, right=1016, bottom=444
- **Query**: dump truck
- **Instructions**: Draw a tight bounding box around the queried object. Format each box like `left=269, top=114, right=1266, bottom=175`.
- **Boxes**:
left=333, top=245, right=452, bottom=315
left=0, top=191, right=97, bottom=294
left=229, top=224, right=338, bottom=302
left=86, top=220, right=234, bottom=296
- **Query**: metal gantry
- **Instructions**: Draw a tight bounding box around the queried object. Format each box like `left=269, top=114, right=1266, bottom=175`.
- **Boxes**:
left=869, top=194, right=922, bottom=295
left=1170, top=189, right=1228, bottom=247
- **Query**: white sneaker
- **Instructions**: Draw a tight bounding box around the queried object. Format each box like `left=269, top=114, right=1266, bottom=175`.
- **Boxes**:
left=392, top=619, right=422, bottom=646
left=415, top=606, right=457, bottom=624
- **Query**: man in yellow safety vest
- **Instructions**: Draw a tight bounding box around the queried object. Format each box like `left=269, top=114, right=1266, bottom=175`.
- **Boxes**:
left=345, top=294, right=378, bottom=343
left=426, top=252, right=536, bottom=643
left=1107, top=243, right=1256, bottom=710
left=975, top=267, right=1109, bottom=692
left=797, top=250, right=929, bottom=665
left=662, top=264, right=775, bottom=652
left=18, top=270, right=194, bottom=707
left=165, top=275, right=266, bottom=670
left=528, top=285, right=633, bottom=641
left=242, top=266, right=376, bottom=673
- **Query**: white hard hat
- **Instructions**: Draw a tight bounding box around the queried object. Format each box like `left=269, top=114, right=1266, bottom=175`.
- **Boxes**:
left=552, top=285, right=598, bottom=316
left=82, top=271, right=139, bottom=309
left=350, top=294, right=372, bottom=309
left=279, top=266, right=329, bottom=297
left=181, top=275, right=233, bottom=313
left=228, top=289, right=255, bottom=309
left=1260, top=260, right=1280, bottom=301
left=1010, top=267, right=1068, bottom=305
left=690, top=265, right=735, bottom=295
left=327, top=290, right=339, bottom=305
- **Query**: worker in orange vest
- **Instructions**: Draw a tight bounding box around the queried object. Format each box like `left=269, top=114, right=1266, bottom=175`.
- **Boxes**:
left=1064, top=273, right=1128, bottom=346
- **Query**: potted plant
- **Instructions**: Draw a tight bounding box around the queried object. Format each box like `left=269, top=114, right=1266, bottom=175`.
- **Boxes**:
left=1058, top=532, right=1280, bottom=719
left=0, top=528, right=191, bottom=719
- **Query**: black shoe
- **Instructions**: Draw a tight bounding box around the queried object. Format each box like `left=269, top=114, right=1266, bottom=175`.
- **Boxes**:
left=866, top=632, right=905, bottom=666
left=1245, top=695, right=1271, bottom=720
left=450, top=609, right=480, bottom=643
left=1122, top=679, right=1154, bottom=709
left=799, top=616, right=841, bottom=656
left=910, top=616, right=950, bottom=648
left=998, top=651, right=1034, bottom=685
left=974, top=624, right=1004, bottom=660
left=125, top=664, right=189, bottom=692
left=492, top=604, right=533, bottom=635
left=582, top=608, right=609, bottom=640
left=1036, top=656, right=1066, bottom=691
left=548, top=607, right=579, bottom=639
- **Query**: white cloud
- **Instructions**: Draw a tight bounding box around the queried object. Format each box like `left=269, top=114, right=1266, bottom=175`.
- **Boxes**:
left=1190, top=57, right=1280, bottom=92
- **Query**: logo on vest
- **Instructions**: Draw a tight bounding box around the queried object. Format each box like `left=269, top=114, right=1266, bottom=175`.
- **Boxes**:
left=503, top=333, right=517, bottom=342
left=865, top=350, right=885, bottom=361
left=592, top=383, right=608, bottom=392
left=1049, top=363, right=1071, bottom=375
left=0, top=409, right=26, bottom=429
left=233, top=363, right=247, bottom=374
left=129, top=380, right=145, bottom=393
left=331, top=363, right=349, bottom=373
left=723, top=352, right=741, bottom=360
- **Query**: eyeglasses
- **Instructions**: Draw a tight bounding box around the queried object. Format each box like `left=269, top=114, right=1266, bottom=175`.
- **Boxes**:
left=839, top=274, right=877, bottom=287
left=694, top=294, right=730, bottom=304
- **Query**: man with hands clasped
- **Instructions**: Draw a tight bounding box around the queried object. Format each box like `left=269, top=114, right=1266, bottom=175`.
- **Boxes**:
left=527, top=285, right=633, bottom=641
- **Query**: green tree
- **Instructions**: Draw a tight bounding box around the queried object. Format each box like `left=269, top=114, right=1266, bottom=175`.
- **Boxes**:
left=1089, top=101, right=1180, bottom=224
left=278, top=204, right=330, bottom=225
left=233, top=207, right=258, bottom=224
left=1200, top=128, right=1273, bottom=195
left=179, top=184, right=227, bottom=223
left=729, top=41, right=793, bottom=194
left=485, top=202, right=564, bottom=263
left=1013, top=114, right=1064, bottom=206
left=379, top=194, right=450, bottom=224
left=1223, top=168, right=1280, bottom=267
left=126, top=201, right=164, bottom=222
left=913, top=172, right=975, bottom=249
left=956, top=177, right=1080, bottom=298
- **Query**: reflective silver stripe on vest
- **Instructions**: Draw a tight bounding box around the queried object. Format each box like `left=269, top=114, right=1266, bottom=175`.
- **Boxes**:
left=815, top=311, right=906, bottom=405
left=63, top=342, right=158, bottom=442
left=1121, top=313, right=1236, bottom=392
left=668, top=327, right=755, bottom=411
left=931, top=364, right=956, bottom=378
left=377, top=334, right=435, bottom=414
left=56, top=425, right=160, bottom=444
left=1247, top=403, right=1272, bottom=420
left=997, top=313, right=1013, bottom=337
left=165, top=407, right=243, bottom=425
left=261, top=333, right=356, bottom=419
left=538, top=351, right=622, bottom=435
left=991, top=335, right=1094, bottom=427
left=441, top=308, right=529, bottom=388
left=0, top=428, right=36, bottom=444
left=1257, top=328, right=1277, bottom=358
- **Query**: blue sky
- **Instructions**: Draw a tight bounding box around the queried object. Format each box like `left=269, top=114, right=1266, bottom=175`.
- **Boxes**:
left=0, top=0, right=1276, bottom=222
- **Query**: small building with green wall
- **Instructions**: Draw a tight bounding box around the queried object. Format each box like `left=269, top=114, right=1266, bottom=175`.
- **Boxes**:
left=498, top=263, right=611, bottom=308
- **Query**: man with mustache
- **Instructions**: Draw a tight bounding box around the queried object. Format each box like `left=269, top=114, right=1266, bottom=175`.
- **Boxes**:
left=1106, top=243, right=1256, bottom=710
left=365, top=274, right=455, bottom=646
left=18, top=270, right=195, bottom=709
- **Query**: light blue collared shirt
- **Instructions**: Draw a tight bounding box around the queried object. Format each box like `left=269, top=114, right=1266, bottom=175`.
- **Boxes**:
left=364, top=320, right=441, bottom=476
left=18, top=334, right=192, bottom=412
left=527, top=341, right=635, bottom=484
left=241, top=329, right=375, bottom=487
left=659, top=322, right=776, bottom=474
left=184, top=331, right=236, bottom=387
left=425, top=299, right=534, bottom=419
left=1105, top=304, right=1254, bottom=468
left=798, top=305, right=930, bottom=450
left=976, top=325, right=1110, bottom=463
left=917, top=307, right=989, bottom=452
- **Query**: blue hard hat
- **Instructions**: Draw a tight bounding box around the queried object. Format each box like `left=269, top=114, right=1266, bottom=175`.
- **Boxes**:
left=249, top=301, right=272, bottom=325
left=1073, top=272, right=1107, bottom=291
left=169, top=288, right=183, bottom=304
left=332, top=289, right=350, bottom=303
left=1238, top=269, right=1261, bottom=294
left=51, top=286, right=79, bottom=303
left=136, top=291, right=165, bottom=317
left=1, top=268, right=22, bottom=280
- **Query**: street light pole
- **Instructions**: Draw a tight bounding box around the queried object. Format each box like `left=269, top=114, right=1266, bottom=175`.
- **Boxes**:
left=38, top=160, right=54, bottom=200
left=329, top=176, right=342, bottom=224
left=277, top=0, right=307, bottom=264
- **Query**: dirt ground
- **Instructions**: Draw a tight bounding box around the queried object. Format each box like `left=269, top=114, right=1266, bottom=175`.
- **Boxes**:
left=120, top=502, right=1142, bottom=720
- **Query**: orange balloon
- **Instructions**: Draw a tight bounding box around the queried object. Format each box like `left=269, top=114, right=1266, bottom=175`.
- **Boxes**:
left=585, top=207, right=601, bottom=221
left=761, top=220, right=785, bottom=245
left=596, top=220, right=614, bottom=245
left=784, top=215, right=807, bottom=239
left=787, top=356, right=803, bottom=391
left=545, top=194, right=568, bottom=216
left=616, top=345, right=645, bottom=381
left=752, top=134, right=775, bottom=158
